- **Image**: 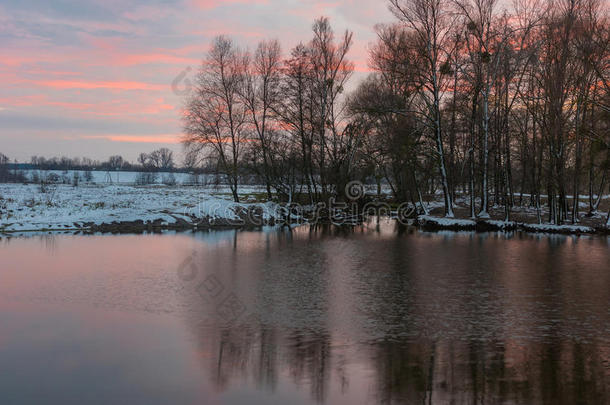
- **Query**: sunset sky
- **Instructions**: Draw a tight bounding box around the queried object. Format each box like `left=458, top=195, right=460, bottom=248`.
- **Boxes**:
left=0, top=0, right=394, bottom=163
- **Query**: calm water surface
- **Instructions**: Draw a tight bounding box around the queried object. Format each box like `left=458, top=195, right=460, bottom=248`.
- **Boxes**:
left=1, top=221, right=609, bottom=404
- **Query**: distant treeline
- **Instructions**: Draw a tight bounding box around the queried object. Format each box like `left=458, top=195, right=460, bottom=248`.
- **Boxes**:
left=0, top=148, right=214, bottom=174
left=0, top=148, right=228, bottom=185
left=0, top=151, right=232, bottom=186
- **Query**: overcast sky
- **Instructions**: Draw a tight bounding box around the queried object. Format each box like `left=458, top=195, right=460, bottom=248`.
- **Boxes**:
left=0, top=0, right=395, bottom=163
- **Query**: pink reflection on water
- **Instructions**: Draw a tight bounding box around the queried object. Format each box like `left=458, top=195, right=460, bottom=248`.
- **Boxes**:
left=0, top=229, right=609, bottom=404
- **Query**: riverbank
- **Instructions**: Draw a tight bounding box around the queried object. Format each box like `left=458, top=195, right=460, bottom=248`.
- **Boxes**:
left=0, top=184, right=282, bottom=235
left=415, top=215, right=610, bottom=235
left=1, top=183, right=608, bottom=236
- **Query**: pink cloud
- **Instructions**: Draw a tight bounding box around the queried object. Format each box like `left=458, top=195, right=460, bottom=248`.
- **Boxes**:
left=189, top=0, right=269, bottom=10
left=117, top=52, right=197, bottom=66
left=85, top=134, right=181, bottom=143
left=0, top=95, right=49, bottom=107
left=0, top=93, right=176, bottom=120
left=0, top=0, right=394, bottom=161
left=82, top=36, right=200, bottom=67
left=32, top=79, right=166, bottom=91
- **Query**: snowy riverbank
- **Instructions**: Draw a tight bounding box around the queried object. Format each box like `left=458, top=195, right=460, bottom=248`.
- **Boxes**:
left=1, top=183, right=608, bottom=236
left=0, top=184, right=282, bottom=234
left=415, top=215, right=608, bottom=235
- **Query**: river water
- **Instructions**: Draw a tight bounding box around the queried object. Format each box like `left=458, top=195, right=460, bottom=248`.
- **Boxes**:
left=1, top=221, right=609, bottom=404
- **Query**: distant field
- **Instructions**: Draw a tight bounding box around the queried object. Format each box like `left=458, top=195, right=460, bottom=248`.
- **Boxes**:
left=16, top=169, right=210, bottom=185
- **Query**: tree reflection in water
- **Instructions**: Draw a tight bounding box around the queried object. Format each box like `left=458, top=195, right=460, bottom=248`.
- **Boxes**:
left=181, top=221, right=610, bottom=404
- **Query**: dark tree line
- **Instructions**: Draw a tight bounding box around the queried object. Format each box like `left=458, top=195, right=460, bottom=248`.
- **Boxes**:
left=180, top=1, right=607, bottom=224
left=0, top=153, right=13, bottom=182
left=25, top=148, right=175, bottom=172
left=0, top=148, right=185, bottom=187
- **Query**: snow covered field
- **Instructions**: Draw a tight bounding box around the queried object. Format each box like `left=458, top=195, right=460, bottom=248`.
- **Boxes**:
left=0, top=183, right=278, bottom=233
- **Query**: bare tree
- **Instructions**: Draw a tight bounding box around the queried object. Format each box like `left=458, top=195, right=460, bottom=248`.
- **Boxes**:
left=138, top=153, right=150, bottom=169
left=0, top=153, right=9, bottom=182
left=241, top=39, right=282, bottom=199
left=276, top=43, right=317, bottom=200
left=108, top=155, right=124, bottom=170
left=308, top=17, right=355, bottom=197
left=354, top=25, right=430, bottom=211
left=184, top=36, right=248, bottom=202
left=148, top=148, right=174, bottom=170
left=389, top=0, right=456, bottom=217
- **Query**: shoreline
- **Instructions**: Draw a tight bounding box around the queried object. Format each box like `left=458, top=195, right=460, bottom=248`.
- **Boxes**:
left=2, top=183, right=608, bottom=237
left=2, top=214, right=609, bottom=237
left=414, top=215, right=610, bottom=236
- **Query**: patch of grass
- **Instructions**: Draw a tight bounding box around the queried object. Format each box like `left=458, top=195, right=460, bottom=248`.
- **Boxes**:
left=23, top=198, right=38, bottom=208
left=110, top=202, right=133, bottom=209
left=240, top=192, right=270, bottom=203
left=87, top=202, right=105, bottom=209
left=209, top=192, right=233, bottom=198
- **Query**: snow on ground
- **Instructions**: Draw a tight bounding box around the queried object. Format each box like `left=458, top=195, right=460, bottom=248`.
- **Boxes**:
left=19, top=169, right=197, bottom=185
left=480, top=219, right=518, bottom=230
left=520, top=223, right=596, bottom=234
left=1, top=179, right=607, bottom=235
left=512, top=192, right=610, bottom=200
left=416, top=214, right=600, bottom=234
left=417, top=215, right=477, bottom=227
left=0, top=183, right=274, bottom=232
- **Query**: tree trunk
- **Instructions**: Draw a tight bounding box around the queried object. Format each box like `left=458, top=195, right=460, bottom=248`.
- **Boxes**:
left=479, top=90, right=490, bottom=218
left=231, top=180, right=240, bottom=203
left=432, top=68, right=454, bottom=217
left=571, top=103, right=583, bottom=223
left=468, top=90, right=478, bottom=219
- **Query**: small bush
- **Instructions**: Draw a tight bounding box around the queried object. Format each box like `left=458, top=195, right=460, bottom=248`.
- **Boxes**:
left=72, top=171, right=80, bottom=187
left=162, top=173, right=176, bottom=186
left=135, top=172, right=158, bottom=185
left=24, top=198, right=37, bottom=208
left=31, top=171, right=40, bottom=184
left=46, top=173, right=60, bottom=183
left=38, top=182, right=49, bottom=193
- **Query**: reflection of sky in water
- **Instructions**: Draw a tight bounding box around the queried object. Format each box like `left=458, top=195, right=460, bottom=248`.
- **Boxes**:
left=1, top=224, right=609, bottom=404
left=190, top=226, right=280, bottom=247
